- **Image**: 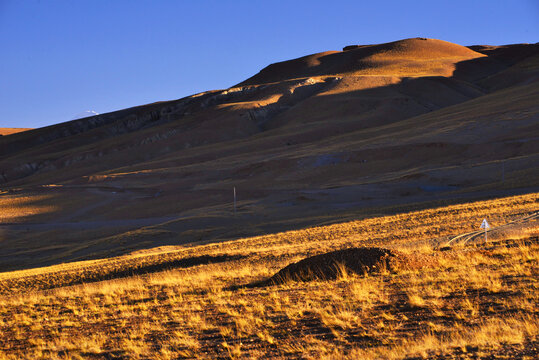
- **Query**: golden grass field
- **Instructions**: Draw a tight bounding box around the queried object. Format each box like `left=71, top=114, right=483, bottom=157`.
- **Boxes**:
left=0, top=192, right=537, bottom=359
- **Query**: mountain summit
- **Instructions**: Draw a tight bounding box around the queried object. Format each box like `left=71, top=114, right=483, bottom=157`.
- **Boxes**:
left=239, top=38, right=486, bottom=85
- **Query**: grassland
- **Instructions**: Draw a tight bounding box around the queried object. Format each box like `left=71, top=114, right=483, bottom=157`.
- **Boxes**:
left=0, top=193, right=537, bottom=359
left=0, top=38, right=537, bottom=359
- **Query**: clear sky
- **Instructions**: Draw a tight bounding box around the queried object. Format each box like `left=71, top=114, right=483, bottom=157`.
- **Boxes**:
left=1, top=0, right=537, bottom=129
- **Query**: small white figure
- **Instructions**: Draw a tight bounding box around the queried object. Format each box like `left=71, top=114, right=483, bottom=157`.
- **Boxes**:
left=480, top=219, right=490, bottom=242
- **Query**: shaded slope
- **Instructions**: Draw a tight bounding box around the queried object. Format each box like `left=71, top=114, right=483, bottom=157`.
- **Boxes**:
left=469, top=43, right=539, bottom=65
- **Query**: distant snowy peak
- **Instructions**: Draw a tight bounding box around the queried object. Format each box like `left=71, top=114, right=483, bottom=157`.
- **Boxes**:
left=72, top=110, right=99, bottom=120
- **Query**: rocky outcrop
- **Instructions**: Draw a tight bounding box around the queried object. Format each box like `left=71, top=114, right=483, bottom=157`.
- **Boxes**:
left=261, top=247, right=437, bottom=285
left=264, top=248, right=397, bottom=284
left=245, top=77, right=339, bottom=129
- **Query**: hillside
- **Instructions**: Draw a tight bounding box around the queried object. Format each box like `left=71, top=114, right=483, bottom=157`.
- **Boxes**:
left=0, top=38, right=538, bottom=271
left=0, top=193, right=537, bottom=358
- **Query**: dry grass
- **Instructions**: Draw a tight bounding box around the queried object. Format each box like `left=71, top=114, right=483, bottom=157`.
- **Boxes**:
left=0, top=193, right=538, bottom=359
left=0, top=194, right=57, bottom=222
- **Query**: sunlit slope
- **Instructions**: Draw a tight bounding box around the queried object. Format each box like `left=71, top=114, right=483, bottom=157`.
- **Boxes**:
left=238, top=38, right=487, bottom=85
left=0, top=128, right=31, bottom=136
left=0, top=38, right=537, bottom=271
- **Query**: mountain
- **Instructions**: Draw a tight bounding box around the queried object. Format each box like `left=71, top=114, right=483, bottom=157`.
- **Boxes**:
left=0, top=38, right=538, bottom=271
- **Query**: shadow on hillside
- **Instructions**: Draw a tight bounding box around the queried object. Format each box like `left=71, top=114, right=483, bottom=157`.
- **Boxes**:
left=0, top=254, right=247, bottom=294
left=91, top=254, right=246, bottom=281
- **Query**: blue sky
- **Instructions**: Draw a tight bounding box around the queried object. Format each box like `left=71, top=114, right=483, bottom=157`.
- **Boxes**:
left=1, top=0, right=537, bottom=128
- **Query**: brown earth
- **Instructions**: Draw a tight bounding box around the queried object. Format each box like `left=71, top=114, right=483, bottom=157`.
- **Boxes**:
left=0, top=38, right=538, bottom=271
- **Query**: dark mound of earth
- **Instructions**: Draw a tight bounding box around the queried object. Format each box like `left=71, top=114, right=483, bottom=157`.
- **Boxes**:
left=265, top=247, right=405, bottom=285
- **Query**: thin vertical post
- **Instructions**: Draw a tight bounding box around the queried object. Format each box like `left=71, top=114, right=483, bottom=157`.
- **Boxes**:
left=233, top=187, right=236, bottom=216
